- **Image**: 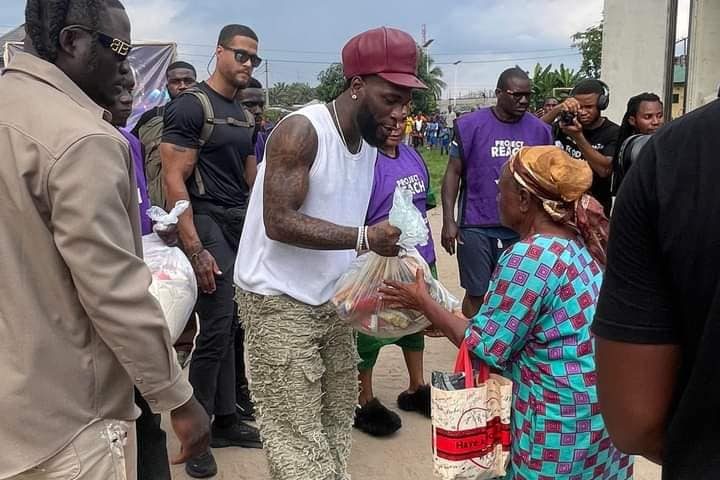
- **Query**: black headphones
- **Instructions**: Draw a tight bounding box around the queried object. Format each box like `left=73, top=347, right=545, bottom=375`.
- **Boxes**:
left=571, top=79, right=610, bottom=111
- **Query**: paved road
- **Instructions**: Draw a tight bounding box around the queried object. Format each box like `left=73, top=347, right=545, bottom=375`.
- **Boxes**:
left=163, top=209, right=661, bottom=479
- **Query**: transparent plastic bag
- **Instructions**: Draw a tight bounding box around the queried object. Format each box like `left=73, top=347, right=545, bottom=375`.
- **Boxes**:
left=332, top=188, right=459, bottom=338
left=142, top=201, right=197, bottom=343
left=147, top=200, right=190, bottom=233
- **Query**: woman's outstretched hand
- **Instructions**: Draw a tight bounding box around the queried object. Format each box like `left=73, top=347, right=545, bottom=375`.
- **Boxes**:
left=380, top=268, right=432, bottom=312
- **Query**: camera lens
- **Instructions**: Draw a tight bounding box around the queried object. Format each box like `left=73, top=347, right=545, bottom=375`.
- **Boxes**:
left=560, top=111, right=576, bottom=124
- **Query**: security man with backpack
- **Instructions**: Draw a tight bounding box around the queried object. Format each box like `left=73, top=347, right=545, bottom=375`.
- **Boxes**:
left=133, top=61, right=197, bottom=207
left=160, top=24, right=261, bottom=479
left=133, top=62, right=199, bottom=367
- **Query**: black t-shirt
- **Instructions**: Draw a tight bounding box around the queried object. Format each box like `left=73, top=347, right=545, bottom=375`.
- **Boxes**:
left=554, top=118, right=619, bottom=213
left=162, top=82, right=253, bottom=208
left=593, top=100, right=720, bottom=479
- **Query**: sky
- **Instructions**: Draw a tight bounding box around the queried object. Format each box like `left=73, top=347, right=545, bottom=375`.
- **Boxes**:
left=0, top=0, right=691, bottom=99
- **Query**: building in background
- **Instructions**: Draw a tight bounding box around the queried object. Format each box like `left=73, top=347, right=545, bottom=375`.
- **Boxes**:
left=673, top=63, right=686, bottom=119
left=602, top=0, right=720, bottom=123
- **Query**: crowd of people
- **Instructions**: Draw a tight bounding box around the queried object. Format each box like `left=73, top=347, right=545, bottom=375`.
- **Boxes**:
left=403, top=111, right=454, bottom=153
left=2, top=1, right=719, bottom=480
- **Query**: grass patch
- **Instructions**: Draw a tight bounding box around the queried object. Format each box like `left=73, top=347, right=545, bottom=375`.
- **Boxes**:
left=416, top=147, right=449, bottom=197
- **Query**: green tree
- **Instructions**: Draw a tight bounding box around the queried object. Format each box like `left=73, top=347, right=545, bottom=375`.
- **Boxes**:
left=412, top=47, right=446, bottom=114
left=530, top=63, right=584, bottom=111
left=555, top=63, right=584, bottom=88
left=573, top=22, right=603, bottom=78
left=315, top=63, right=345, bottom=102
left=286, top=82, right=316, bottom=105
left=269, top=82, right=316, bottom=106
left=531, top=63, right=556, bottom=109
left=269, top=82, right=290, bottom=106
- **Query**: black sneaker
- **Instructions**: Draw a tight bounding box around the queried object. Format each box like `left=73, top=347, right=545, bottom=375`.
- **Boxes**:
left=353, top=398, right=402, bottom=437
left=397, top=385, right=432, bottom=418
left=211, top=420, right=262, bottom=449
left=236, top=386, right=255, bottom=421
left=185, top=451, right=217, bottom=479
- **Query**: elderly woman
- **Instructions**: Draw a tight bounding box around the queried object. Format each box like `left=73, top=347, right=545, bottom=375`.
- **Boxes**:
left=381, top=146, right=633, bottom=479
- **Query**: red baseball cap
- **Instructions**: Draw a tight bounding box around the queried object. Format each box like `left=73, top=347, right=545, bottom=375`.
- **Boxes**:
left=342, top=27, right=427, bottom=90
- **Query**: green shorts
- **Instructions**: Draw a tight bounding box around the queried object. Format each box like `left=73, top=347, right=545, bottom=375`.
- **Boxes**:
left=356, top=262, right=437, bottom=371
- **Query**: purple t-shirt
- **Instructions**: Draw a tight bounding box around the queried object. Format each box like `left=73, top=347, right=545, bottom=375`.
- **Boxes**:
left=366, top=144, right=436, bottom=266
left=255, top=129, right=267, bottom=163
left=455, top=109, right=552, bottom=227
left=119, top=128, right=152, bottom=235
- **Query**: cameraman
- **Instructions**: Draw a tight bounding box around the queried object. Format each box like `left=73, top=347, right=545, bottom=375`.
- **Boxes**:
left=543, top=79, right=619, bottom=214
left=612, top=93, right=664, bottom=194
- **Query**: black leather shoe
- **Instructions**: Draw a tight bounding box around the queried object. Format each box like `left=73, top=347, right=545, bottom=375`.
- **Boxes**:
left=185, top=451, right=217, bottom=478
left=211, top=420, right=263, bottom=449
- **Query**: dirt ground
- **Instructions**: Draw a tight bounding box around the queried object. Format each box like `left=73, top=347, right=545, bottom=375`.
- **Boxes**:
left=163, top=209, right=661, bottom=479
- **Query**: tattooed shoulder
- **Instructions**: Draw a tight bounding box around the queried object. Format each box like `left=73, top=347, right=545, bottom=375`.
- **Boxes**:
left=265, top=116, right=318, bottom=170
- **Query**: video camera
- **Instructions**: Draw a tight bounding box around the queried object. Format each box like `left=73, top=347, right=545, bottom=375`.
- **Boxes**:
left=612, top=134, right=652, bottom=195
left=559, top=110, right=577, bottom=125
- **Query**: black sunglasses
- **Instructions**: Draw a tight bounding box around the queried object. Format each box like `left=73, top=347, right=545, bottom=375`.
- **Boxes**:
left=223, top=47, right=262, bottom=68
left=64, top=24, right=132, bottom=59
left=504, top=90, right=532, bottom=101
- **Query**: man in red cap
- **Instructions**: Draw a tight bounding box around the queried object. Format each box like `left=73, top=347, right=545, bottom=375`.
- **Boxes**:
left=234, top=26, right=426, bottom=479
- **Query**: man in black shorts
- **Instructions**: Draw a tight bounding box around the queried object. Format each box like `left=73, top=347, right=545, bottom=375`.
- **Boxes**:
left=160, top=24, right=261, bottom=478
left=442, top=68, right=552, bottom=317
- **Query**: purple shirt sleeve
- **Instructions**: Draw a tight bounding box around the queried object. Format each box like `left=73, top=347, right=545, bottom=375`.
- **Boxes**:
left=120, top=128, right=153, bottom=235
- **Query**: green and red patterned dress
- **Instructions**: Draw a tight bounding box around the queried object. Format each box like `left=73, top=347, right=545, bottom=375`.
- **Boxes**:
left=465, top=234, right=634, bottom=480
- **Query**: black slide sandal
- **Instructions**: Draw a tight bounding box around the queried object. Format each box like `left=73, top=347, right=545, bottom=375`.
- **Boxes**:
left=353, top=398, right=402, bottom=437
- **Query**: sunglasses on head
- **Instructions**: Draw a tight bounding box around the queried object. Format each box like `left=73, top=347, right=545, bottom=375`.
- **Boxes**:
left=505, top=90, right=532, bottom=101
left=63, top=24, right=132, bottom=59
left=222, top=46, right=262, bottom=68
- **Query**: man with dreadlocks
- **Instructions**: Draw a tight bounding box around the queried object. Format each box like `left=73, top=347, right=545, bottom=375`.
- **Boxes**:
left=0, top=1, right=209, bottom=479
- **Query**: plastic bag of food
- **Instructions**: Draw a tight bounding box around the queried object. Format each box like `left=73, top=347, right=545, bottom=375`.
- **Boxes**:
left=142, top=201, right=197, bottom=343
left=332, top=188, right=459, bottom=338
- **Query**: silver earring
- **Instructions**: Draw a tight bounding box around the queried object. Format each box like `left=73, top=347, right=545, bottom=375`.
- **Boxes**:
left=351, top=94, right=358, bottom=100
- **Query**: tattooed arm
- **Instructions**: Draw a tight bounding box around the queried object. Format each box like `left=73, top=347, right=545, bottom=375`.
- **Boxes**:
left=160, top=144, right=200, bottom=250
left=160, top=95, right=222, bottom=293
left=160, top=142, right=221, bottom=294
left=263, top=115, right=400, bottom=255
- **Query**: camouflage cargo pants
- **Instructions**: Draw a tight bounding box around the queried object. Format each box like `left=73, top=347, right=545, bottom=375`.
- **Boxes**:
left=237, top=290, right=358, bottom=480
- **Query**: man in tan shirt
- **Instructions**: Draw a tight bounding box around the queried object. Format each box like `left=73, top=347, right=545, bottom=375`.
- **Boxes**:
left=0, top=1, right=209, bottom=479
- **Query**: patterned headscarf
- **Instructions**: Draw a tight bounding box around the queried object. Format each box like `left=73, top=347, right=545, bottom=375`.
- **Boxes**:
left=508, top=146, right=609, bottom=267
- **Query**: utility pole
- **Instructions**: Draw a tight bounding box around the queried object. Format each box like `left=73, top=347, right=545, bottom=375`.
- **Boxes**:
left=423, top=38, right=434, bottom=74
left=421, top=24, right=434, bottom=75
left=264, top=61, right=270, bottom=106
left=453, top=60, right=462, bottom=108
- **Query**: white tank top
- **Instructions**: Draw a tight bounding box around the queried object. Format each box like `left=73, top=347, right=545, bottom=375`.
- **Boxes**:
left=234, top=104, right=377, bottom=306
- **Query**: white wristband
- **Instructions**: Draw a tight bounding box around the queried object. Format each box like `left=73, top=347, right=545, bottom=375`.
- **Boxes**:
left=355, top=226, right=364, bottom=252
left=364, top=225, right=370, bottom=251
